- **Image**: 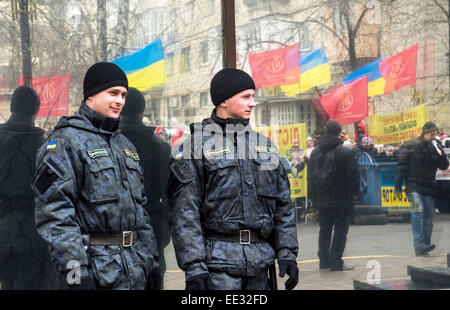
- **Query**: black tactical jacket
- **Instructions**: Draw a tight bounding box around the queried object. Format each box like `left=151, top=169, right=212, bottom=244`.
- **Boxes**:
left=33, top=102, right=159, bottom=289
left=168, top=111, right=298, bottom=280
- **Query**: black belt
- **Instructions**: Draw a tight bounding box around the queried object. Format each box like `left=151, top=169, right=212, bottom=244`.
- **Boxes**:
left=205, top=230, right=267, bottom=244
left=89, top=231, right=138, bottom=247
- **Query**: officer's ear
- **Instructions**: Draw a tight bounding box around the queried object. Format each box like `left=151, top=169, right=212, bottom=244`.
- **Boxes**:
left=219, top=100, right=227, bottom=108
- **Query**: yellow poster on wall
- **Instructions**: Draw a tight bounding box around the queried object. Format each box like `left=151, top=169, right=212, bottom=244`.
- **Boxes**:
left=369, top=104, right=428, bottom=144
left=255, top=123, right=307, bottom=198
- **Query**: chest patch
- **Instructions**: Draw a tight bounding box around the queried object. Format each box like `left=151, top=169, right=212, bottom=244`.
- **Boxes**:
left=204, top=147, right=231, bottom=159
left=255, top=146, right=278, bottom=154
left=124, top=148, right=140, bottom=161
left=87, top=148, right=109, bottom=159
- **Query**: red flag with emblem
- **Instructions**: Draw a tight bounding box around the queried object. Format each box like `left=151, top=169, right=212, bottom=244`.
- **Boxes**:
left=379, top=44, right=417, bottom=94
left=249, top=43, right=300, bottom=89
left=19, top=73, right=70, bottom=117
left=319, top=77, right=368, bottom=125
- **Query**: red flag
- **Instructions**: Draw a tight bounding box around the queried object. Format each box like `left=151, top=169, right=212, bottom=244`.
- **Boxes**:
left=319, top=77, right=368, bottom=125
left=380, top=44, right=417, bottom=94
left=19, top=73, right=70, bottom=117
left=249, top=43, right=300, bottom=89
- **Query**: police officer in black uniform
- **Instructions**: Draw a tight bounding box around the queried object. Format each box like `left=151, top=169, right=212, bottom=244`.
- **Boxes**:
left=168, top=68, right=299, bottom=290
left=33, top=63, right=160, bottom=290
left=120, top=87, right=171, bottom=289
left=0, top=86, right=58, bottom=289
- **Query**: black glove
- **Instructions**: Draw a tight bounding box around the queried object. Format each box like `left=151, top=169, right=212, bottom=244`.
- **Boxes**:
left=146, top=268, right=162, bottom=290
left=67, top=273, right=97, bottom=290
left=278, top=260, right=299, bottom=290
left=185, top=273, right=209, bottom=290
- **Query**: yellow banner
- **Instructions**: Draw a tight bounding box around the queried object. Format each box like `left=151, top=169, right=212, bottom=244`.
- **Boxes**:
left=381, top=186, right=411, bottom=209
left=369, top=104, right=428, bottom=144
left=255, top=123, right=307, bottom=198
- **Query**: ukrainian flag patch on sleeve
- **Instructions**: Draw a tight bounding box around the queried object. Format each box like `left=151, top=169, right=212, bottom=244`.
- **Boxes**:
left=46, top=141, right=57, bottom=150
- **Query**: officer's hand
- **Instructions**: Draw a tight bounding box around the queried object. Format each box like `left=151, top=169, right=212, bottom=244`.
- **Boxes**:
left=67, top=273, right=97, bottom=290
left=278, top=260, right=299, bottom=290
left=185, top=273, right=209, bottom=290
left=146, top=268, right=162, bottom=290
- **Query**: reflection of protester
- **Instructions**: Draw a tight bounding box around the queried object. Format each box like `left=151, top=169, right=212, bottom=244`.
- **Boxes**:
left=290, top=140, right=305, bottom=176
left=304, top=137, right=315, bottom=166
left=354, top=122, right=367, bottom=144
left=355, top=137, right=378, bottom=158
left=120, top=87, right=171, bottom=289
left=308, top=120, right=359, bottom=271
left=155, top=126, right=169, bottom=143
left=171, top=127, right=184, bottom=145
left=33, top=63, right=160, bottom=290
left=395, top=122, right=449, bottom=256
left=0, top=86, right=58, bottom=289
left=168, top=68, right=299, bottom=290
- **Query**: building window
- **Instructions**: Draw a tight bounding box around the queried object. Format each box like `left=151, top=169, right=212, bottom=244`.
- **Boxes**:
left=181, top=47, right=191, bottom=72
left=185, top=1, right=194, bottom=24
left=200, top=92, right=209, bottom=107
left=151, top=99, right=161, bottom=120
left=184, top=109, right=196, bottom=117
left=169, top=97, right=178, bottom=108
left=205, top=0, right=215, bottom=16
left=201, top=41, right=209, bottom=65
left=182, top=94, right=191, bottom=107
left=166, top=52, right=174, bottom=75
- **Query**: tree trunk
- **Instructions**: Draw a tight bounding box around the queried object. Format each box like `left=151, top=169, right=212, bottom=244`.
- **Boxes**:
left=18, top=0, right=32, bottom=86
left=117, top=0, right=130, bottom=57
left=97, top=0, right=108, bottom=61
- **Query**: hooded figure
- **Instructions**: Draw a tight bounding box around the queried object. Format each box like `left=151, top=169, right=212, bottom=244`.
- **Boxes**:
left=308, top=120, right=360, bottom=271
left=354, top=122, right=367, bottom=144
left=120, top=87, right=171, bottom=289
left=0, top=86, right=58, bottom=289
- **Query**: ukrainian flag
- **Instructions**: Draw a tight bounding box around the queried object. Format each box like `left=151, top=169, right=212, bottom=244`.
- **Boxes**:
left=112, top=39, right=166, bottom=91
left=342, top=58, right=385, bottom=96
left=281, top=48, right=331, bottom=97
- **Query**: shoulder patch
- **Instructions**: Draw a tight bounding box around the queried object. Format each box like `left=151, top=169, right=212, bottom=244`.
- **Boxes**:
left=87, top=148, right=109, bottom=159
left=46, top=141, right=57, bottom=150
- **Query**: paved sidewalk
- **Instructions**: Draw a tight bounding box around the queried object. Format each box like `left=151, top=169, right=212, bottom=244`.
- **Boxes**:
left=164, top=254, right=447, bottom=290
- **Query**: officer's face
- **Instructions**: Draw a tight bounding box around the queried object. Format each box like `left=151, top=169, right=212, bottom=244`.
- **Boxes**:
left=86, top=86, right=128, bottom=119
left=222, top=89, right=256, bottom=119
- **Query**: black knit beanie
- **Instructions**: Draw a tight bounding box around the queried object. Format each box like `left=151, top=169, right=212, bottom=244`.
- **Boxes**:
left=10, top=86, right=40, bottom=115
left=324, top=120, right=342, bottom=136
left=83, top=62, right=128, bottom=100
left=210, top=68, right=255, bottom=106
left=422, top=121, right=439, bottom=135
left=121, top=87, right=145, bottom=115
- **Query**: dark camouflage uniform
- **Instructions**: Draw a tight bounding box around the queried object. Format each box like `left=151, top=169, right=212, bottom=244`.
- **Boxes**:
left=33, top=102, right=159, bottom=290
left=168, top=112, right=298, bottom=289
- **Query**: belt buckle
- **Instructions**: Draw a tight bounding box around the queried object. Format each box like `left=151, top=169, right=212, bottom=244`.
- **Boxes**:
left=240, top=230, right=250, bottom=245
left=122, top=231, right=133, bottom=247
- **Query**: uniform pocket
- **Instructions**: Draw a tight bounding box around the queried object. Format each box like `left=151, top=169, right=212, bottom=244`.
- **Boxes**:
left=204, top=159, right=240, bottom=201
left=86, top=157, right=119, bottom=204
left=90, top=246, right=123, bottom=289
left=253, top=158, right=279, bottom=199
left=124, top=157, right=144, bottom=203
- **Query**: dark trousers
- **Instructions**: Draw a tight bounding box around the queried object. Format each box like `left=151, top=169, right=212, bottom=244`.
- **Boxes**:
left=318, top=208, right=350, bottom=268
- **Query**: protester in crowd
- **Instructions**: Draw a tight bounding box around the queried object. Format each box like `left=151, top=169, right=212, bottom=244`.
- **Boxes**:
left=0, top=86, right=58, bottom=290
left=304, top=137, right=315, bottom=166
left=120, top=87, right=171, bottom=289
left=308, top=120, right=359, bottom=271
left=395, top=121, right=449, bottom=256
left=354, top=122, right=367, bottom=144
left=290, top=139, right=306, bottom=176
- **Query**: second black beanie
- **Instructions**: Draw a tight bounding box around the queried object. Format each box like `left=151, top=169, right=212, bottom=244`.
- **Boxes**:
left=83, top=62, right=128, bottom=100
left=210, top=68, right=255, bottom=106
left=121, top=87, right=146, bottom=115
left=10, top=86, right=40, bottom=115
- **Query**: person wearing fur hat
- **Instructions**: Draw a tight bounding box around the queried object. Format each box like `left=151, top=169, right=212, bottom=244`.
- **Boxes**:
left=0, top=86, right=58, bottom=289
left=308, top=120, right=360, bottom=271
left=168, top=68, right=299, bottom=290
left=33, top=62, right=161, bottom=290
left=395, top=121, right=449, bottom=256
left=120, top=87, right=171, bottom=289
